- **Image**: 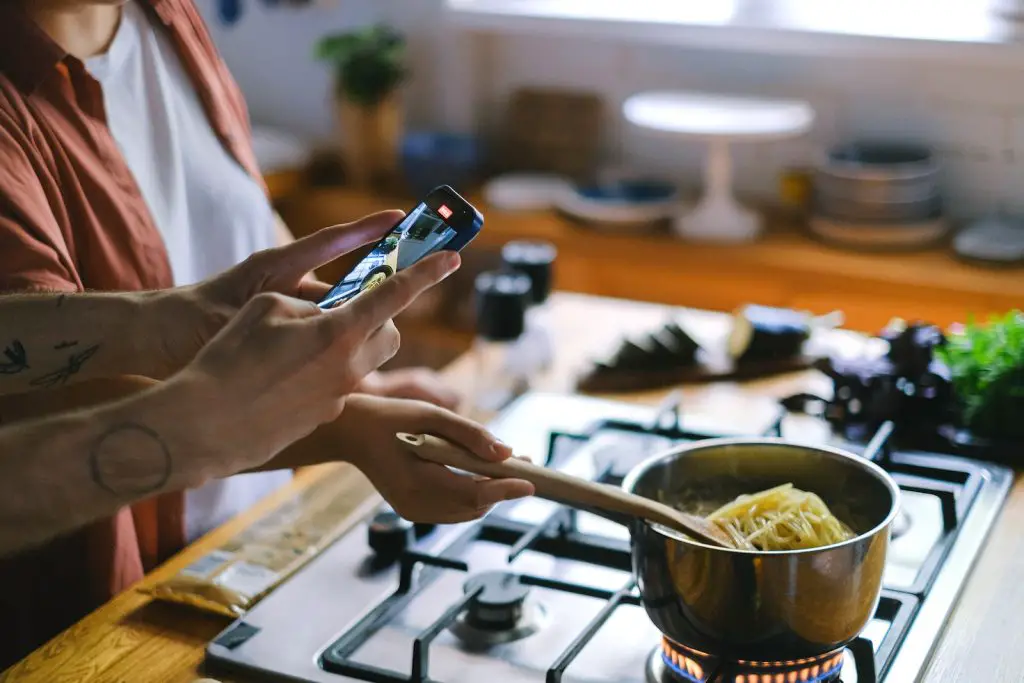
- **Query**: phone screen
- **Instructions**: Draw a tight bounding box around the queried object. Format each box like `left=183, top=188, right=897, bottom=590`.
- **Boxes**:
left=317, top=202, right=461, bottom=309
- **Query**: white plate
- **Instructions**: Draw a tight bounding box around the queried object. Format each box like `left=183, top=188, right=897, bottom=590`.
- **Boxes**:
left=483, top=174, right=573, bottom=211
left=809, top=214, right=950, bottom=250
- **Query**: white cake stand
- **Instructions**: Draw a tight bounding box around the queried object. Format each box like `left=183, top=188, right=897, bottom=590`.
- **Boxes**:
left=623, top=91, right=815, bottom=243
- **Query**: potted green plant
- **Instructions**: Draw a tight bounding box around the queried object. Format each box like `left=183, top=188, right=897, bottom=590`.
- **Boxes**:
left=314, top=24, right=408, bottom=188
left=937, top=310, right=1024, bottom=445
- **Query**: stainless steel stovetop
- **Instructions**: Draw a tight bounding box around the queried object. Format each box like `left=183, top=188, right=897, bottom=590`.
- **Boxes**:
left=206, top=392, right=1014, bottom=683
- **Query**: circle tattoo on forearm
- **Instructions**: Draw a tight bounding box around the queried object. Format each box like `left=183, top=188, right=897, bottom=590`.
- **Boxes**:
left=89, top=423, right=172, bottom=496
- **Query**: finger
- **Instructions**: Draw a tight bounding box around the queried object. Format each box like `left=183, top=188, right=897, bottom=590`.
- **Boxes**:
left=422, top=406, right=514, bottom=462
left=340, top=251, right=460, bottom=334
left=476, top=478, right=535, bottom=506
left=414, top=465, right=533, bottom=518
left=407, top=483, right=536, bottom=525
left=296, top=278, right=332, bottom=302
left=267, top=211, right=406, bottom=282
left=428, top=482, right=535, bottom=524
left=351, top=319, right=401, bottom=376
left=240, top=292, right=319, bottom=322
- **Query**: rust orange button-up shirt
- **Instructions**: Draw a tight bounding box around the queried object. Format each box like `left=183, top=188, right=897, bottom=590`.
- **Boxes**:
left=0, top=0, right=267, bottom=666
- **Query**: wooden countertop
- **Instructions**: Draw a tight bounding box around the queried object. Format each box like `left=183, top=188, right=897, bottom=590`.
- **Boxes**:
left=4, top=293, right=1022, bottom=683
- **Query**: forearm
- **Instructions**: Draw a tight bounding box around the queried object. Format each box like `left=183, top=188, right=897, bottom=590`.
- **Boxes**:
left=0, top=290, right=168, bottom=394
left=0, top=375, right=209, bottom=557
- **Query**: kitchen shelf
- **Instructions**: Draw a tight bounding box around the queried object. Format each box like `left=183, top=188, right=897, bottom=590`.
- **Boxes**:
left=281, top=186, right=1023, bottom=333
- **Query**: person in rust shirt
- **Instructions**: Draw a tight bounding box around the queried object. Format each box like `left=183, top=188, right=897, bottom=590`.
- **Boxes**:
left=0, top=224, right=533, bottom=560
left=0, top=0, right=483, bottom=666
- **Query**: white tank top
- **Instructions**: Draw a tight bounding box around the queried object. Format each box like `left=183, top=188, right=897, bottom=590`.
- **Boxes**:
left=87, top=1, right=291, bottom=542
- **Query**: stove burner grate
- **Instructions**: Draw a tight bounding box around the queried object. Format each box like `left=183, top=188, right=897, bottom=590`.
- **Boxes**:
left=319, top=523, right=643, bottom=683
left=448, top=571, right=550, bottom=648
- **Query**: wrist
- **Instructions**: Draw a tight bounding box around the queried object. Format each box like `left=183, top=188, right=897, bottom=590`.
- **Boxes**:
left=99, top=292, right=163, bottom=378
left=107, top=372, right=223, bottom=490
left=135, top=287, right=226, bottom=380
left=318, top=394, right=373, bottom=467
left=120, top=291, right=174, bottom=379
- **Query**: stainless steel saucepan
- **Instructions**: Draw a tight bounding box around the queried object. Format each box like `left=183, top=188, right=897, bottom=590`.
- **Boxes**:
left=621, top=437, right=900, bottom=661
left=399, top=432, right=900, bottom=662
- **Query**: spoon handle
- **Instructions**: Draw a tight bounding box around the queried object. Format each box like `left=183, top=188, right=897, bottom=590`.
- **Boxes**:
left=395, top=432, right=730, bottom=548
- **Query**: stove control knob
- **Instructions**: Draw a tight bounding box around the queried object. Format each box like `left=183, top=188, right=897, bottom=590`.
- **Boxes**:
left=367, top=506, right=415, bottom=562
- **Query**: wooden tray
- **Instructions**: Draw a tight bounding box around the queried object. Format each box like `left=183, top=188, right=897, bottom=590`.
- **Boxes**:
left=577, top=354, right=819, bottom=393
left=575, top=320, right=820, bottom=393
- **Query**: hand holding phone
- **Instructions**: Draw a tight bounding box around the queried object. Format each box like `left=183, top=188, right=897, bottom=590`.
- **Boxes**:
left=318, top=185, right=483, bottom=310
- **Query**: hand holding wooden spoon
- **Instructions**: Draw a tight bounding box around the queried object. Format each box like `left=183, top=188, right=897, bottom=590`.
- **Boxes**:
left=396, top=432, right=735, bottom=548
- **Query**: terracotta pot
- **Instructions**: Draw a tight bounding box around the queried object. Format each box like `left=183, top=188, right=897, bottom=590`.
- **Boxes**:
left=335, top=92, right=402, bottom=189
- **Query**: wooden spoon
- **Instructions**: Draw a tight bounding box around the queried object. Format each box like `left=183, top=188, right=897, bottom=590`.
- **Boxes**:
left=396, top=433, right=735, bottom=549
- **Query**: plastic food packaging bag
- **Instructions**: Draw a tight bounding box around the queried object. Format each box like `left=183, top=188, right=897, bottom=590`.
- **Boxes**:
left=144, top=467, right=377, bottom=617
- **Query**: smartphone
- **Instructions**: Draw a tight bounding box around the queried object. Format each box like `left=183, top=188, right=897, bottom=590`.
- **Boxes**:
left=317, top=185, right=484, bottom=310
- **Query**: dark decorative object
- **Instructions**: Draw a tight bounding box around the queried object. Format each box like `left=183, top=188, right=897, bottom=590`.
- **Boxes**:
left=576, top=318, right=818, bottom=394
left=727, top=304, right=812, bottom=363
left=811, top=320, right=954, bottom=444
left=784, top=314, right=1024, bottom=463
left=600, top=322, right=701, bottom=371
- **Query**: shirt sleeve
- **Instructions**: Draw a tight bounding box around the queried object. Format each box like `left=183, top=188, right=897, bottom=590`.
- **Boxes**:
left=0, top=109, right=81, bottom=293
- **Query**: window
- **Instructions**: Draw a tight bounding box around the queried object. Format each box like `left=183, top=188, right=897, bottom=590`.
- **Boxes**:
left=446, top=0, right=1014, bottom=65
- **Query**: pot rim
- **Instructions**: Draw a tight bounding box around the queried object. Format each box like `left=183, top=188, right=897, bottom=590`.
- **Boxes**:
left=620, top=436, right=902, bottom=556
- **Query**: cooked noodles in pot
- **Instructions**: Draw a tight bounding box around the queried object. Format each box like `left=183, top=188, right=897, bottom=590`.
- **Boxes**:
left=703, top=483, right=856, bottom=551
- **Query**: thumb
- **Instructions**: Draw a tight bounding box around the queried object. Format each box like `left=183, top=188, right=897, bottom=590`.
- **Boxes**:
left=238, top=291, right=321, bottom=324
left=268, top=210, right=405, bottom=282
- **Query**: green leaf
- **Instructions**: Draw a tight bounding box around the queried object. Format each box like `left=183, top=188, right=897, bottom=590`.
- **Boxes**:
left=312, top=23, right=408, bottom=104
left=937, top=309, right=1024, bottom=440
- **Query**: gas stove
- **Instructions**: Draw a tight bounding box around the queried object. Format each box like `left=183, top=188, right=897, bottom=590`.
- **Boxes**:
left=206, top=392, right=1013, bottom=683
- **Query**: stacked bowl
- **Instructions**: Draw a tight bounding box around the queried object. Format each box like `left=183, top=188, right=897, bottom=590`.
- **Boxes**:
left=810, top=142, right=947, bottom=250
